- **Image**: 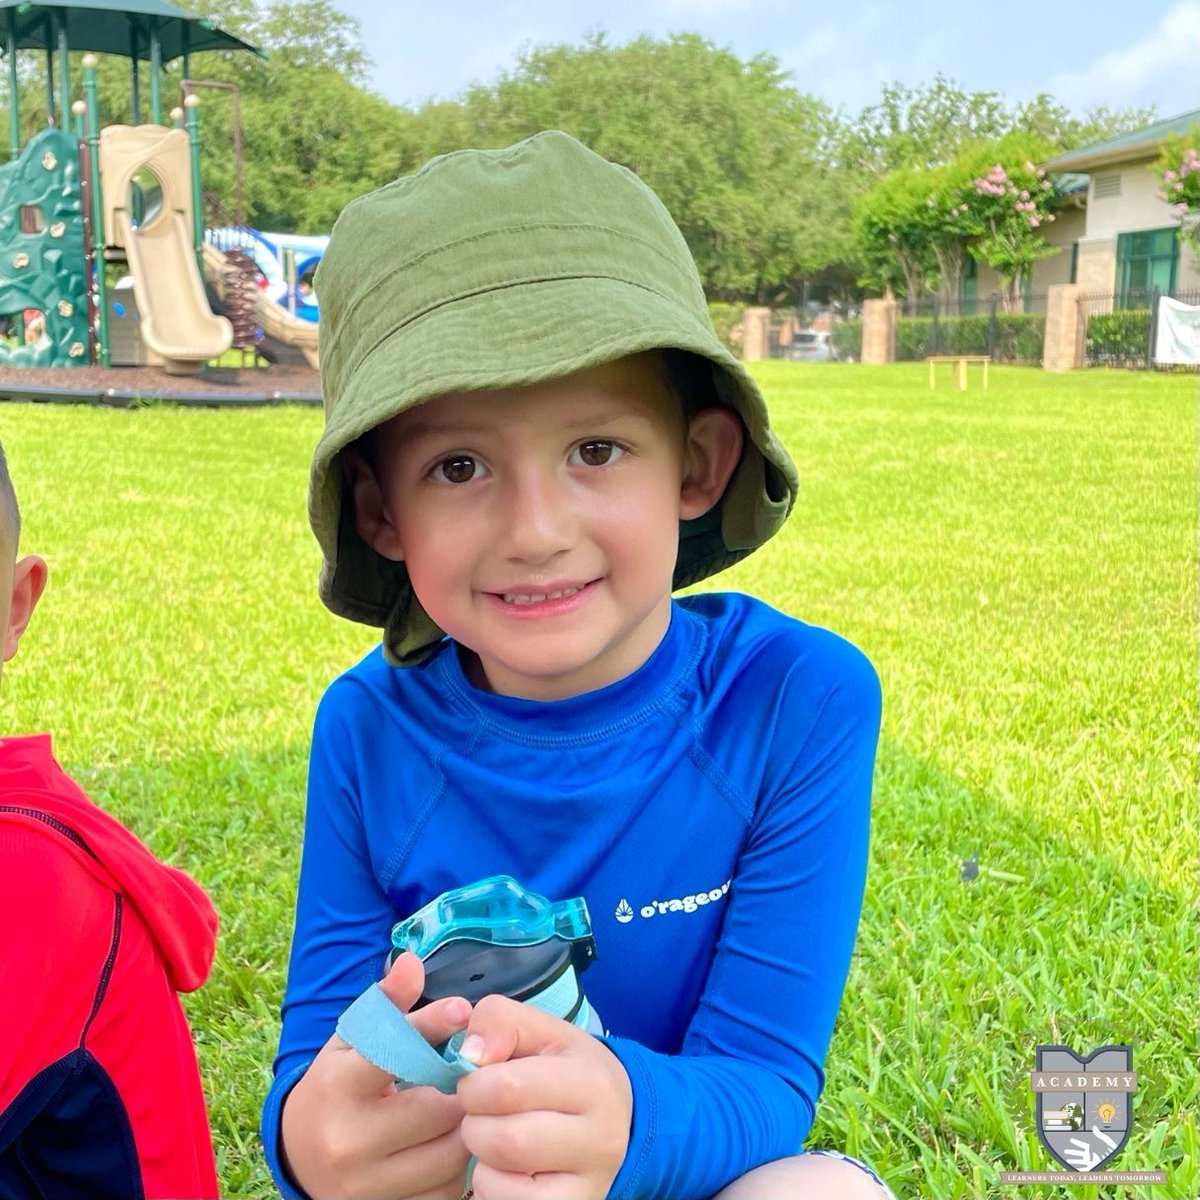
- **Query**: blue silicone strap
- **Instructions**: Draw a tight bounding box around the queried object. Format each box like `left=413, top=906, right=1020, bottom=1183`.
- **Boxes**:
left=335, top=983, right=476, bottom=1093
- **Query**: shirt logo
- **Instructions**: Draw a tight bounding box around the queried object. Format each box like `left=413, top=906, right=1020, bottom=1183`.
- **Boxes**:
left=615, top=879, right=731, bottom=923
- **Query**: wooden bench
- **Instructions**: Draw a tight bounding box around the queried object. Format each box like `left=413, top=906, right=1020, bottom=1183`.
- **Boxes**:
left=926, top=354, right=990, bottom=390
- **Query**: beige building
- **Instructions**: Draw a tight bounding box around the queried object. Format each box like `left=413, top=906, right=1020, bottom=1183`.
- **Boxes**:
left=1042, top=109, right=1200, bottom=299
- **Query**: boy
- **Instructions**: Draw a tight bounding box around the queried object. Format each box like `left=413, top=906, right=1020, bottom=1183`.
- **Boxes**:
left=265, top=132, right=890, bottom=1200
left=0, top=443, right=220, bottom=1198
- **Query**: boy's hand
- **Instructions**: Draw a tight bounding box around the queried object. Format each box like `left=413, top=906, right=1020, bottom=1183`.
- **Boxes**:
left=280, top=953, right=472, bottom=1200
left=456, top=996, right=633, bottom=1200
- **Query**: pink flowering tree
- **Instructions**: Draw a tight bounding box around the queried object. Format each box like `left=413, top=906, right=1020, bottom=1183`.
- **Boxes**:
left=1154, top=132, right=1200, bottom=251
left=951, top=137, right=1065, bottom=309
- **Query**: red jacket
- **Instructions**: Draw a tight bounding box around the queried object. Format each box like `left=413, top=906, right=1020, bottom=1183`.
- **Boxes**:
left=0, top=735, right=219, bottom=1199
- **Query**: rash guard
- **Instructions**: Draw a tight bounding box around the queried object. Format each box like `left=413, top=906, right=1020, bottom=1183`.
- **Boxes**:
left=264, top=592, right=881, bottom=1199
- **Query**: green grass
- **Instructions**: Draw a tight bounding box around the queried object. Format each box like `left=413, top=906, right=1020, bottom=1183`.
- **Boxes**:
left=2, top=363, right=1195, bottom=1198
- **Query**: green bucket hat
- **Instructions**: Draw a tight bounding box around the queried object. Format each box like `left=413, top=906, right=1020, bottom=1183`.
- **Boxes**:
left=310, top=130, right=798, bottom=666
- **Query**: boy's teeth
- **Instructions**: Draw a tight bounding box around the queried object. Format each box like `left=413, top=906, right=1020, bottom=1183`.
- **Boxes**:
left=503, top=586, right=580, bottom=605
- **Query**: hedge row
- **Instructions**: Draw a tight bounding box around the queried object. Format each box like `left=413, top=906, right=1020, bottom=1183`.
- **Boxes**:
left=894, top=312, right=1045, bottom=363
left=1085, top=307, right=1151, bottom=367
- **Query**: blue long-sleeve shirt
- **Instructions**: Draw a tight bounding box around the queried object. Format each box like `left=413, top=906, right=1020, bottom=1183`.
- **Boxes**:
left=263, top=592, right=881, bottom=1199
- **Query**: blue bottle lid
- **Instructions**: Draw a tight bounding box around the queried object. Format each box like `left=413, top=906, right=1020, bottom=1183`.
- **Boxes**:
left=391, top=874, right=596, bottom=964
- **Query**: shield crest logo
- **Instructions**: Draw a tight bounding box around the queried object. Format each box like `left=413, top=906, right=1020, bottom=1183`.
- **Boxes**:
left=1034, top=1045, right=1133, bottom=1171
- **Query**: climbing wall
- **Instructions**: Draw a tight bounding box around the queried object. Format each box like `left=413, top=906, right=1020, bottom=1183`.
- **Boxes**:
left=0, top=127, right=89, bottom=367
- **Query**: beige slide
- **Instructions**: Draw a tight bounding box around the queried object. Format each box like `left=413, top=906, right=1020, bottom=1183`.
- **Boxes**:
left=100, top=125, right=233, bottom=375
left=201, top=241, right=320, bottom=370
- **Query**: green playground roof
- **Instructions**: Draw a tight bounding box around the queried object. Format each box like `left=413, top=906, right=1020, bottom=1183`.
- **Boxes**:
left=1043, top=109, right=1200, bottom=172
left=0, top=0, right=264, bottom=62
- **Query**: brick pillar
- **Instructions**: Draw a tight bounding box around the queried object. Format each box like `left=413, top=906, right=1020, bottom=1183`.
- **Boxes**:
left=1042, top=283, right=1085, bottom=372
left=861, top=298, right=898, bottom=364
left=741, top=306, right=771, bottom=362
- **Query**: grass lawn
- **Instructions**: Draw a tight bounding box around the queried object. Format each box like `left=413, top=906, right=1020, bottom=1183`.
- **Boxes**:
left=1, top=363, right=1195, bottom=1198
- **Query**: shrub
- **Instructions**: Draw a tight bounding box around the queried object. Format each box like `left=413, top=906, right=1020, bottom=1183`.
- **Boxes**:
left=992, top=312, right=1046, bottom=363
left=708, top=302, right=743, bottom=355
left=1086, top=308, right=1151, bottom=368
left=832, top=319, right=863, bottom=361
left=895, top=311, right=1044, bottom=362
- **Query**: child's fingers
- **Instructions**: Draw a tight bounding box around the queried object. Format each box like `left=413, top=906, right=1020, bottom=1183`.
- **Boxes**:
left=470, top=1159, right=590, bottom=1200
left=458, top=1054, right=587, bottom=1116
left=462, top=1109, right=595, bottom=1173
left=326, top=954, right=470, bottom=1101
left=380, top=950, right=473, bottom=1047
left=280, top=1052, right=468, bottom=1195
left=378, top=948, right=427, bottom=1010
left=458, top=992, right=580, bottom=1067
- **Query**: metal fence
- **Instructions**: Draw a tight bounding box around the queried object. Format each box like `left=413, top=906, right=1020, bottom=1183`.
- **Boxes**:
left=1080, top=287, right=1200, bottom=370
left=895, top=293, right=1048, bottom=363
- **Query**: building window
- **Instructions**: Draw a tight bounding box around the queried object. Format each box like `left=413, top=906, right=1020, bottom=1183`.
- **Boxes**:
left=962, top=255, right=977, bottom=313
left=1069, top=241, right=1078, bottom=284
left=1115, top=227, right=1177, bottom=304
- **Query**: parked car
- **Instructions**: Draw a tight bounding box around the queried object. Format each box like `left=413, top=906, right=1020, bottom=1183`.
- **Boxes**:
left=787, top=329, right=834, bottom=361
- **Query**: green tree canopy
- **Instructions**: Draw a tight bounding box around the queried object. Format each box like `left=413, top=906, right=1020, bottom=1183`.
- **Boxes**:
left=436, top=32, right=848, bottom=303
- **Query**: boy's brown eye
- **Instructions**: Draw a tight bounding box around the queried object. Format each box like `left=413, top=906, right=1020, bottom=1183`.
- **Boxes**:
left=575, top=441, right=618, bottom=467
left=437, top=456, right=477, bottom=484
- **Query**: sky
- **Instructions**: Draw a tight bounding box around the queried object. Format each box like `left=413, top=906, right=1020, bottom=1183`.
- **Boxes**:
left=336, top=0, right=1200, bottom=122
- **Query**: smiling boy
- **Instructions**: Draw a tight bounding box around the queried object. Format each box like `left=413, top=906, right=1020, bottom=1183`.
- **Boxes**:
left=264, top=132, right=890, bottom=1200
left=350, top=354, right=739, bottom=701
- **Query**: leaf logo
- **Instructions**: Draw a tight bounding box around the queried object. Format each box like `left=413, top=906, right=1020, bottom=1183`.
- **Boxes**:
left=614, top=898, right=634, bottom=924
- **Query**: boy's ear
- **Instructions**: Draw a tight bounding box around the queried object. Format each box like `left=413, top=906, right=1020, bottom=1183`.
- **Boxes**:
left=5, top=554, right=48, bottom=662
left=342, top=450, right=405, bottom=562
left=679, top=408, right=744, bottom=520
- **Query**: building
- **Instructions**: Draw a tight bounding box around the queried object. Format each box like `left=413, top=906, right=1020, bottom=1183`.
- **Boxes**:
left=1042, top=109, right=1200, bottom=300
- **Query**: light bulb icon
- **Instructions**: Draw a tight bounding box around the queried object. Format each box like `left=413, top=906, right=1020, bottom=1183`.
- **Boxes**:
left=1097, top=1101, right=1116, bottom=1126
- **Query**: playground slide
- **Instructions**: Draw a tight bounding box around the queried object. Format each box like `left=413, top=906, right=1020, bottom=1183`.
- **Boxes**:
left=100, top=125, right=232, bottom=375
left=202, top=241, right=320, bottom=370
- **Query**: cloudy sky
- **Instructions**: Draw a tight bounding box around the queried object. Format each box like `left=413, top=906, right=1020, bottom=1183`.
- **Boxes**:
left=336, top=0, right=1199, bottom=121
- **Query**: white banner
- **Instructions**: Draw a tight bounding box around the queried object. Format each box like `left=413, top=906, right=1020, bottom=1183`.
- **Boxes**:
left=1153, top=296, right=1200, bottom=365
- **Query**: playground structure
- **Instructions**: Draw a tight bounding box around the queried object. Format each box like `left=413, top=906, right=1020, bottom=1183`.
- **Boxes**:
left=0, top=0, right=325, bottom=376
left=208, top=225, right=327, bottom=323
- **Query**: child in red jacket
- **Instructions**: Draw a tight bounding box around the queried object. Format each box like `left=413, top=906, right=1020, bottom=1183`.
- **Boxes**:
left=0, top=441, right=219, bottom=1199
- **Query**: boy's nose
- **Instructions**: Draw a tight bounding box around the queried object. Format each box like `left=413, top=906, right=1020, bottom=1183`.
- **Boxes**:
left=496, top=469, right=578, bottom=563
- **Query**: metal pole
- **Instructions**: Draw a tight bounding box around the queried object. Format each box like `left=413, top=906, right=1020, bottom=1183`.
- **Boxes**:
left=72, top=97, right=85, bottom=140
left=56, top=13, right=69, bottom=128
left=1146, top=286, right=1161, bottom=369
left=149, top=23, right=162, bottom=125
left=7, top=10, right=20, bottom=160
left=284, top=247, right=296, bottom=315
left=181, top=24, right=190, bottom=97
left=130, top=28, right=140, bottom=124
left=44, top=42, right=55, bottom=126
left=183, top=79, right=243, bottom=226
left=83, top=54, right=109, bottom=366
left=184, top=93, right=203, bottom=267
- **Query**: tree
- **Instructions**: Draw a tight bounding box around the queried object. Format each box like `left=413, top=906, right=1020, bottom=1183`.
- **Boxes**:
left=1013, top=94, right=1158, bottom=151
left=852, top=167, right=939, bottom=299
left=841, top=75, right=1011, bottom=176
left=442, top=32, right=847, bottom=303
left=841, top=77, right=1159, bottom=177
left=1154, top=132, right=1200, bottom=252
left=954, top=136, right=1065, bottom=308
